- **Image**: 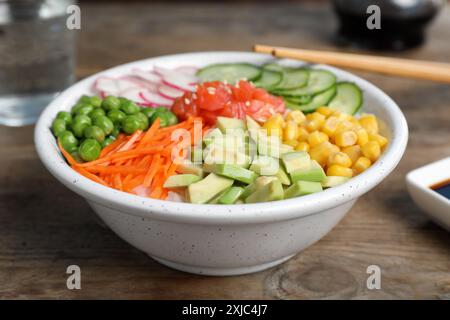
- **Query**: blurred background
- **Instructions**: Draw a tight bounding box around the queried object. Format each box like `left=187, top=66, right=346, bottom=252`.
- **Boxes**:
left=0, top=0, right=447, bottom=127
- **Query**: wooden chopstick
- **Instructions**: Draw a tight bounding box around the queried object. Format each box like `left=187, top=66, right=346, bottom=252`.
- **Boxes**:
left=253, top=44, right=450, bottom=84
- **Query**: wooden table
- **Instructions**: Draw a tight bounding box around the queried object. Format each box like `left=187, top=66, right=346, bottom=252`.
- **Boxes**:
left=1, top=2, right=449, bottom=300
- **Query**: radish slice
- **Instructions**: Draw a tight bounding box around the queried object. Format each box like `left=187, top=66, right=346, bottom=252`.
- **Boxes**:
left=175, top=66, right=198, bottom=76
left=163, top=73, right=196, bottom=92
left=119, top=88, right=148, bottom=104
left=158, top=84, right=184, bottom=100
left=120, top=76, right=158, bottom=92
left=116, top=78, right=142, bottom=92
left=94, top=77, right=119, bottom=95
left=140, top=90, right=173, bottom=107
left=154, top=66, right=198, bottom=85
left=131, top=69, right=162, bottom=83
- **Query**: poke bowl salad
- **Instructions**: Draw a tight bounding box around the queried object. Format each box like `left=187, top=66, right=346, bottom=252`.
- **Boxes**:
left=50, top=58, right=390, bottom=205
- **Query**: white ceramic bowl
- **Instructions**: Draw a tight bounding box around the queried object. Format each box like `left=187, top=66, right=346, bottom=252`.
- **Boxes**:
left=35, top=52, right=408, bottom=276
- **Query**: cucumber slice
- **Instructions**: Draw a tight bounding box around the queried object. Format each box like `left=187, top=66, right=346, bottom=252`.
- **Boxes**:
left=275, top=70, right=336, bottom=96
left=196, top=63, right=262, bottom=84
left=284, top=95, right=312, bottom=105
left=274, top=69, right=309, bottom=90
left=253, top=69, right=282, bottom=90
left=263, top=63, right=286, bottom=72
left=328, top=82, right=363, bottom=115
left=285, top=86, right=337, bottom=113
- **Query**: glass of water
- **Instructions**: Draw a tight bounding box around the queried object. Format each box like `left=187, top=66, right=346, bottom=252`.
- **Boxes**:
left=0, top=0, right=76, bottom=126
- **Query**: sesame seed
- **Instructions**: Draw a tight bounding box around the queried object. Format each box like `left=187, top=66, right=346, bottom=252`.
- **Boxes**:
left=245, top=101, right=251, bottom=107
left=184, top=98, right=190, bottom=104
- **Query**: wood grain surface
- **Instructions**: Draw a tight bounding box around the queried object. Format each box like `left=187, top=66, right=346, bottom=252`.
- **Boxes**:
left=0, top=2, right=449, bottom=300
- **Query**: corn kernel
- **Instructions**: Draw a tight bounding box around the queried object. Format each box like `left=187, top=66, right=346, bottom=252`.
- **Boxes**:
left=358, top=114, right=378, bottom=134
left=309, top=141, right=339, bottom=167
left=322, top=116, right=340, bottom=136
left=283, top=121, right=299, bottom=141
left=334, top=130, right=357, bottom=147
left=353, top=156, right=371, bottom=174
left=327, top=165, right=353, bottom=178
left=354, top=127, right=369, bottom=146
left=328, top=151, right=352, bottom=168
left=316, top=106, right=333, bottom=117
left=362, top=141, right=381, bottom=162
left=307, top=131, right=329, bottom=147
left=295, top=142, right=310, bottom=152
left=284, top=139, right=299, bottom=148
left=305, top=119, right=322, bottom=132
left=263, top=114, right=283, bottom=137
left=341, top=145, right=362, bottom=163
left=306, top=112, right=326, bottom=126
left=334, top=120, right=355, bottom=135
left=285, top=110, right=306, bottom=124
left=337, top=113, right=353, bottom=122
left=297, top=126, right=309, bottom=142
left=368, top=133, right=388, bottom=148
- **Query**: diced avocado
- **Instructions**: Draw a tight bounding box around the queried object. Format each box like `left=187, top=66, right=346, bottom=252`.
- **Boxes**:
left=279, top=143, right=294, bottom=155
left=321, top=176, right=350, bottom=188
left=216, top=116, right=246, bottom=133
left=203, top=142, right=250, bottom=168
left=241, top=176, right=278, bottom=199
left=191, top=146, right=203, bottom=163
left=276, top=166, right=291, bottom=185
left=212, top=164, right=258, bottom=184
left=203, top=128, right=222, bottom=146
left=218, top=186, right=245, bottom=204
left=245, top=179, right=284, bottom=203
left=177, top=160, right=204, bottom=177
left=188, top=173, right=234, bottom=204
left=258, top=134, right=282, bottom=158
left=290, top=160, right=326, bottom=183
left=246, top=115, right=261, bottom=130
left=208, top=188, right=231, bottom=204
left=249, top=156, right=279, bottom=176
left=163, top=174, right=202, bottom=188
left=284, top=180, right=323, bottom=199
left=281, top=151, right=311, bottom=173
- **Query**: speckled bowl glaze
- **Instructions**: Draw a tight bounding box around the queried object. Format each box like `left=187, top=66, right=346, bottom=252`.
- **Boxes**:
left=35, top=52, right=408, bottom=276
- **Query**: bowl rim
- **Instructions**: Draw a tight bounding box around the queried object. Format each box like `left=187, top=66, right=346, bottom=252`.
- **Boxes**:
left=34, top=51, right=408, bottom=225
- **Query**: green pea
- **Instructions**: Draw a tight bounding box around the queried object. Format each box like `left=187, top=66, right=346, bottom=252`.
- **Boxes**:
left=155, top=107, right=168, bottom=114
left=78, top=139, right=101, bottom=162
left=90, top=96, right=103, bottom=108
left=111, top=125, right=121, bottom=138
left=56, top=111, right=72, bottom=125
left=93, top=115, right=114, bottom=135
left=89, top=108, right=106, bottom=119
left=150, top=112, right=169, bottom=127
left=135, top=112, right=149, bottom=130
left=71, top=102, right=85, bottom=115
left=70, top=151, right=84, bottom=163
left=76, top=104, right=94, bottom=116
left=58, top=131, right=78, bottom=153
left=52, top=118, right=67, bottom=137
left=73, top=114, right=92, bottom=126
left=72, top=122, right=89, bottom=138
left=102, top=136, right=116, bottom=148
left=141, top=107, right=156, bottom=119
left=102, top=96, right=121, bottom=111
left=165, top=112, right=178, bottom=126
left=78, top=95, right=92, bottom=104
left=107, top=109, right=126, bottom=124
left=122, top=115, right=143, bottom=134
left=84, top=125, right=105, bottom=143
left=120, top=100, right=140, bottom=115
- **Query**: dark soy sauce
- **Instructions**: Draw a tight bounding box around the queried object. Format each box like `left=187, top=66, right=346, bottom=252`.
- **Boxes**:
left=430, top=179, right=450, bottom=200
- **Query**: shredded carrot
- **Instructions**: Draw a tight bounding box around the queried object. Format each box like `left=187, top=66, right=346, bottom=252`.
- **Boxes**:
left=58, top=118, right=203, bottom=200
